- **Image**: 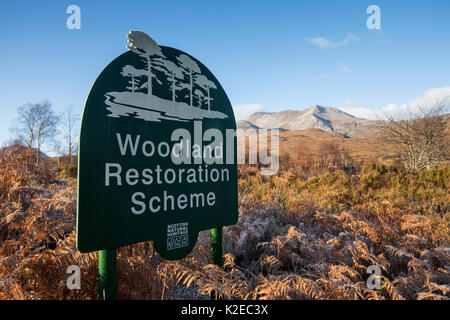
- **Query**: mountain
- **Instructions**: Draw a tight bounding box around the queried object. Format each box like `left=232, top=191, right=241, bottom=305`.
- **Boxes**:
left=239, top=105, right=380, bottom=138
left=236, top=120, right=260, bottom=129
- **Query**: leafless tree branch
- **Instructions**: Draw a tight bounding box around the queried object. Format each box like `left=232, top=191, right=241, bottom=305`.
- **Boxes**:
left=380, top=97, right=449, bottom=170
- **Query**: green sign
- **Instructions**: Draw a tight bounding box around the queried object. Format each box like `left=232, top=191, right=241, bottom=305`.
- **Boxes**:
left=77, top=31, right=238, bottom=260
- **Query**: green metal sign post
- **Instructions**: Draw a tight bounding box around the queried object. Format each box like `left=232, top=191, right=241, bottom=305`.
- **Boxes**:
left=210, top=227, right=223, bottom=300
left=76, top=31, right=238, bottom=299
left=98, top=249, right=117, bottom=300
left=210, top=227, right=223, bottom=267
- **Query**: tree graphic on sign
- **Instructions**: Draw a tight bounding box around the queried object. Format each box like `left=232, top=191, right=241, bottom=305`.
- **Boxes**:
left=121, top=65, right=144, bottom=93
left=194, top=89, right=205, bottom=107
left=157, top=59, right=185, bottom=102
left=104, top=31, right=228, bottom=123
left=126, top=31, right=165, bottom=96
left=176, top=54, right=202, bottom=107
left=196, top=74, right=217, bottom=111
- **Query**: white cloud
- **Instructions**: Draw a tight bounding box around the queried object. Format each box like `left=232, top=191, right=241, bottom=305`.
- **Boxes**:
left=233, top=103, right=264, bottom=120
left=316, top=73, right=329, bottom=80
left=339, top=64, right=354, bottom=73
left=308, top=33, right=358, bottom=49
left=340, top=86, right=450, bottom=120
left=341, top=99, right=380, bottom=120
left=381, top=103, right=407, bottom=114
left=406, top=86, right=450, bottom=109
left=308, top=37, right=334, bottom=49
left=380, top=86, right=450, bottom=118
left=337, top=33, right=358, bottom=46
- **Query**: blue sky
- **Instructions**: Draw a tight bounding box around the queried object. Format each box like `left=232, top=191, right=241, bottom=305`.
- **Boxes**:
left=1, top=0, right=450, bottom=149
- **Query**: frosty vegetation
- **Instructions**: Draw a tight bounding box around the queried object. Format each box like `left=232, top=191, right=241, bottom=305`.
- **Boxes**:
left=0, top=144, right=448, bottom=300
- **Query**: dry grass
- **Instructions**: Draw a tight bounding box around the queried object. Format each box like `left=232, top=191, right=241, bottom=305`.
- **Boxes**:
left=276, top=128, right=391, bottom=167
left=0, top=146, right=448, bottom=300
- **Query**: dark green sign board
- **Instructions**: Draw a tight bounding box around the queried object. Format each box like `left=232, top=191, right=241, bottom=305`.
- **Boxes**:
left=77, top=31, right=238, bottom=260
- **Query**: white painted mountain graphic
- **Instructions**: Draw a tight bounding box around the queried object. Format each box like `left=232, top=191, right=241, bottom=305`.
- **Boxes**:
left=105, top=31, right=228, bottom=122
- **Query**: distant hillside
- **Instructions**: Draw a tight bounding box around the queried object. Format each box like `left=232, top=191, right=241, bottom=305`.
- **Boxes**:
left=0, top=145, right=49, bottom=158
left=237, top=128, right=391, bottom=165
left=239, top=105, right=380, bottom=138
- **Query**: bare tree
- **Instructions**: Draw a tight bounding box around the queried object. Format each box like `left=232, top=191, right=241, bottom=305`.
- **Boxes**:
left=380, top=98, right=449, bottom=171
left=318, top=141, right=341, bottom=169
left=12, top=101, right=59, bottom=165
left=50, top=138, right=63, bottom=166
left=61, top=106, right=79, bottom=159
left=11, top=103, right=37, bottom=149
left=1, top=137, right=23, bottom=148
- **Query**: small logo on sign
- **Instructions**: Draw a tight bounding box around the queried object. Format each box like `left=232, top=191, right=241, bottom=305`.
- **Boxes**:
left=167, top=222, right=189, bottom=250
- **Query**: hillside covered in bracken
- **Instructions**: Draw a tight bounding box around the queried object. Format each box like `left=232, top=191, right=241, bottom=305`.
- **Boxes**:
left=0, top=145, right=449, bottom=300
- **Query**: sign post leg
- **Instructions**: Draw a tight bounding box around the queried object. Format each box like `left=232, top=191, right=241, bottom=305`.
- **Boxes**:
left=210, top=227, right=223, bottom=300
left=98, top=248, right=117, bottom=300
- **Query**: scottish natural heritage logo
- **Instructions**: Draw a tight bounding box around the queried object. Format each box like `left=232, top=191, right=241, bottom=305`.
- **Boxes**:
left=105, top=31, right=228, bottom=123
